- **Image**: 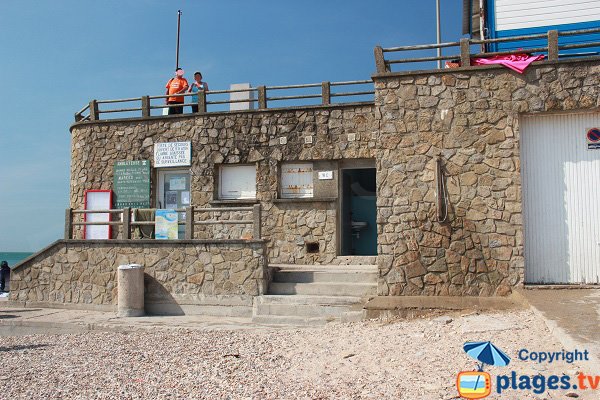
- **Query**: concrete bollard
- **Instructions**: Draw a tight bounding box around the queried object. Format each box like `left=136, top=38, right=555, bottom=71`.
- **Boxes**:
left=117, top=264, right=145, bottom=317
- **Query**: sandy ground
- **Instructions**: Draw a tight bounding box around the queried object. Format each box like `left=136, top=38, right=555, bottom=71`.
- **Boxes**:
left=0, top=309, right=597, bottom=399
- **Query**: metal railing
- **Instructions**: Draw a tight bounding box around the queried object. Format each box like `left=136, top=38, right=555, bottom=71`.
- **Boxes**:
left=374, top=27, right=600, bottom=73
left=65, top=205, right=261, bottom=240
left=74, top=80, right=374, bottom=122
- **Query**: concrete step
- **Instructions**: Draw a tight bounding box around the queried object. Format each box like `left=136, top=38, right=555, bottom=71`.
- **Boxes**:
left=255, top=302, right=359, bottom=318
left=269, top=263, right=377, bottom=272
left=273, top=270, right=377, bottom=284
left=330, top=256, right=378, bottom=265
left=268, top=282, right=377, bottom=297
left=256, top=294, right=363, bottom=305
left=252, top=311, right=363, bottom=326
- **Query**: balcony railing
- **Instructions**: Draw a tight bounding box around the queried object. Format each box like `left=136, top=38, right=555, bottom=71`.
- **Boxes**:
left=74, top=80, right=374, bottom=122
left=374, top=27, right=600, bottom=73
left=64, top=205, right=261, bottom=240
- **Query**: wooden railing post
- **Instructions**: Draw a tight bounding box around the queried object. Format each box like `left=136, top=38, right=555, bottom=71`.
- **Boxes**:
left=198, top=90, right=207, bottom=113
left=122, top=208, right=131, bottom=239
left=185, top=206, right=194, bottom=239
left=374, top=46, right=388, bottom=73
left=141, top=96, right=150, bottom=117
left=89, top=100, right=99, bottom=121
left=74, top=113, right=83, bottom=122
left=258, top=86, right=267, bottom=109
left=252, top=204, right=261, bottom=239
left=460, top=38, right=471, bottom=67
left=547, top=30, right=559, bottom=61
left=321, top=81, right=331, bottom=105
left=64, top=208, right=73, bottom=239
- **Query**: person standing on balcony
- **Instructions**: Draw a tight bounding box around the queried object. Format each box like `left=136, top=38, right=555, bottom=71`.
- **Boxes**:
left=188, top=72, right=209, bottom=113
left=165, top=68, right=189, bottom=115
left=0, top=261, right=10, bottom=292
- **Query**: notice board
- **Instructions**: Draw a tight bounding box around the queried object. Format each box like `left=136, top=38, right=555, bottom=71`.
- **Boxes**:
left=84, top=190, right=112, bottom=239
left=113, top=160, right=151, bottom=208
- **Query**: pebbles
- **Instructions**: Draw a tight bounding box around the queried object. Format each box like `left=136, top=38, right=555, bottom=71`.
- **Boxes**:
left=0, top=310, right=588, bottom=399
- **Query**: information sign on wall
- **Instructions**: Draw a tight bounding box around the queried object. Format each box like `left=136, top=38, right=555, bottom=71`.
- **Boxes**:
left=154, top=142, right=191, bottom=167
left=155, top=209, right=179, bottom=240
left=113, top=160, right=151, bottom=208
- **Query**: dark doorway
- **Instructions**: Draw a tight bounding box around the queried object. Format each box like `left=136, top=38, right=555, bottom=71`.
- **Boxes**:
left=340, top=168, right=377, bottom=256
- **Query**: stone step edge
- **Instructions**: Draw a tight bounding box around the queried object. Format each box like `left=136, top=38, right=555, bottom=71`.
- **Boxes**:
left=251, top=311, right=364, bottom=325
left=269, top=264, right=378, bottom=271
left=255, top=294, right=366, bottom=306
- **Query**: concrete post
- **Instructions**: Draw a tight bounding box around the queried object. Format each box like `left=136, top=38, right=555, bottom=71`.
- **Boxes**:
left=185, top=206, right=194, bottom=239
left=548, top=30, right=559, bottom=61
left=64, top=208, right=73, bottom=239
left=258, top=86, right=267, bottom=109
left=460, top=38, right=471, bottom=67
left=122, top=207, right=131, bottom=239
left=321, top=81, right=331, bottom=105
left=197, top=90, right=207, bottom=113
left=141, top=96, right=150, bottom=117
left=117, top=264, right=145, bottom=317
left=374, top=46, right=387, bottom=73
left=89, top=100, right=99, bottom=121
left=253, top=204, right=261, bottom=239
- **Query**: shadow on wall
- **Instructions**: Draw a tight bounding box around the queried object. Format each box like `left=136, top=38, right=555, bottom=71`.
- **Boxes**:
left=143, top=274, right=185, bottom=316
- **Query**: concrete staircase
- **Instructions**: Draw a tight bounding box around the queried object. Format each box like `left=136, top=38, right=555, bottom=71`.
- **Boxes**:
left=252, top=259, right=377, bottom=326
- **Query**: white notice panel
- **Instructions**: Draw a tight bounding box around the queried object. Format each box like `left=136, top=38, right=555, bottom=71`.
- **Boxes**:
left=219, top=165, right=257, bottom=199
left=154, top=142, right=191, bottom=168
left=281, top=163, right=314, bottom=198
left=84, top=190, right=112, bottom=239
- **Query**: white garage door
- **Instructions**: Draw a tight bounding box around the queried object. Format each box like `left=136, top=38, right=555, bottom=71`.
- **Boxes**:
left=522, top=113, right=600, bottom=284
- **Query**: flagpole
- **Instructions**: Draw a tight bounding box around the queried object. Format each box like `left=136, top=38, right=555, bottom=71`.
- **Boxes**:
left=436, top=0, right=441, bottom=69
left=176, top=10, right=182, bottom=69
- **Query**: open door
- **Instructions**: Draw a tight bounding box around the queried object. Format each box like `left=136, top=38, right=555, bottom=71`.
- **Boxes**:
left=340, top=168, right=377, bottom=256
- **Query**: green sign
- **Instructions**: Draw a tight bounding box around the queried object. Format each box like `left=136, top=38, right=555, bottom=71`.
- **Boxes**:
left=113, top=160, right=151, bottom=208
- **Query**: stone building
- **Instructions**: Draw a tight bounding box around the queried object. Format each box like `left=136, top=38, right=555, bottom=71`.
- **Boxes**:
left=9, top=31, right=600, bottom=321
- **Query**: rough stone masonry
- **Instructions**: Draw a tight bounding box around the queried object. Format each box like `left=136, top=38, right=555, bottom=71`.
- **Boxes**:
left=54, top=56, right=600, bottom=303
left=374, top=58, right=600, bottom=297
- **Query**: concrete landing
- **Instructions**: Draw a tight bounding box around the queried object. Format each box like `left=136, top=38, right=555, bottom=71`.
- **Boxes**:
left=0, top=305, right=302, bottom=336
left=522, top=288, right=600, bottom=366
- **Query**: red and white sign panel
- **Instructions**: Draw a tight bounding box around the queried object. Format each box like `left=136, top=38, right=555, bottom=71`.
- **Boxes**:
left=84, top=190, right=113, bottom=239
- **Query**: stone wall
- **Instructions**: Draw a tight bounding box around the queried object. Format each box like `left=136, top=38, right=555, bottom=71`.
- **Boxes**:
left=66, top=57, right=600, bottom=297
left=70, top=104, right=377, bottom=264
left=374, top=58, right=600, bottom=296
left=9, top=239, right=268, bottom=316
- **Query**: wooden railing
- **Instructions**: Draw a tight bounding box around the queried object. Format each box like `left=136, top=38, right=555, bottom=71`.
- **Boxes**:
left=74, top=80, right=374, bottom=122
left=374, top=27, right=600, bottom=73
left=65, top=205, right=261, bottom=240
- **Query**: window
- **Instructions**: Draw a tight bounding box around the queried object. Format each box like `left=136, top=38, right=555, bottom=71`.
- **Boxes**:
left=281, top=163, right=314, bottom=198
left=219, top=164, right=257, bottom=200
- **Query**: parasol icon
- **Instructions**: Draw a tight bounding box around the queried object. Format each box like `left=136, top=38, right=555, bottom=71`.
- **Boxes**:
left=463, top=341, right=511, bottom=370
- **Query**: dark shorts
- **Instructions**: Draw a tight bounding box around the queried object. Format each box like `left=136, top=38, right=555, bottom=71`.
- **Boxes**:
left=167, top=101, right=184, bottom=115
left=191, top=104, right=199, bottom=113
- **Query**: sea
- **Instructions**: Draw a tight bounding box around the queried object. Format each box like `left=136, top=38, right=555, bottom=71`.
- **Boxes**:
left=0, top=252, right=34, bottom=268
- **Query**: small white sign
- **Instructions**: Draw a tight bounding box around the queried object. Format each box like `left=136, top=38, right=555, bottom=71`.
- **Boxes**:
left=318, top=171, right=333, bottom=180
left=154, top=142, right=191, bottom=167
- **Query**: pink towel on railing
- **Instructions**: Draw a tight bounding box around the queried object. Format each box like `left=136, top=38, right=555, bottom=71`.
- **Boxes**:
left=471, top=53, right=545, bottom=74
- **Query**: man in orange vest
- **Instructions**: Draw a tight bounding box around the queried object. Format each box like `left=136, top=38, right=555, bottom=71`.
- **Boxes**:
left=165, top=68, right=189, bottom=115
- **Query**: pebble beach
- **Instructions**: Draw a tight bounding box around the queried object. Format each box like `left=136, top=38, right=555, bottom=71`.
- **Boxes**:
left=1, top=309, right=594, bottom=400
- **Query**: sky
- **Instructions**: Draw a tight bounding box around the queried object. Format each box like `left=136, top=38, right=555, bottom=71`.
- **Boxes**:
left=0, top=0, right=463, bottom=252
